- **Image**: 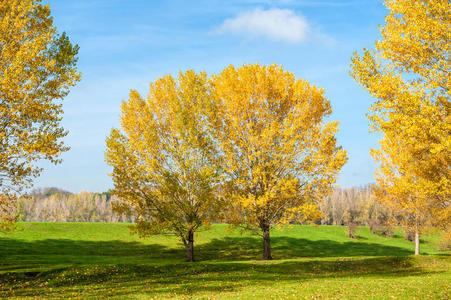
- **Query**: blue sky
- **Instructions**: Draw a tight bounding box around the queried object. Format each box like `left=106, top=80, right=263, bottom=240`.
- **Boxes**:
left=35, top=0, right=387, bottom=193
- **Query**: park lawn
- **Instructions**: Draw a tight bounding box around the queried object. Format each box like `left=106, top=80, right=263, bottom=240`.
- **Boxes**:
left=0, top=223, right=449, bottom=299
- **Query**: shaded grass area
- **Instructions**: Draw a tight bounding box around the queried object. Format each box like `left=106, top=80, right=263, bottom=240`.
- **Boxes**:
left=0, top=223, right=450, bottom=299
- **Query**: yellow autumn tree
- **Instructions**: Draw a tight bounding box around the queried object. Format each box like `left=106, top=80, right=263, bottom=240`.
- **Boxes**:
left=350, top=0, right=450, bottom=254
left=210, top=63, right=348, bottom=260
left=0, top=0, right=80, bottom=228
left=105, top=70, right=222, bottom=262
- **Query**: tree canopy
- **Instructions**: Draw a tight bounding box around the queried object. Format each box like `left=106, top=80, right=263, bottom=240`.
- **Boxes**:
left=105, top=70, right=222, bottom=262
left=210, top=63, right=347, bottom=259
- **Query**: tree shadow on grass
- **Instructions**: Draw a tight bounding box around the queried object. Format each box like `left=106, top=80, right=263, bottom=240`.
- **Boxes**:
left=196, top=236, right=413, bottom=261
left=0, top=238, right=180, bottom=271
left=0, top=256, right=446, bottom=298
left=0, top=238, right=169, bottom=256
left=0, top=234, right=414, bottom=268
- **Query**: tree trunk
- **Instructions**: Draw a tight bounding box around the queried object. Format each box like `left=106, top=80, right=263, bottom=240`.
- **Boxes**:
left=185, top=230, right=194, bottom=262
left=262, top=228, right=272, bottom=260
left=414, top=231, right=420, bottom=255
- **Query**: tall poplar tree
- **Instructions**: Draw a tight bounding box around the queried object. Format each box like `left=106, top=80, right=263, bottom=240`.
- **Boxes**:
left=105, top=71, right=222, bottom=262
left=211, top=63, right=347, bottom=260
left=0, top=0, right=80, bottom=228
left=350, top=0, right=450, bottom=254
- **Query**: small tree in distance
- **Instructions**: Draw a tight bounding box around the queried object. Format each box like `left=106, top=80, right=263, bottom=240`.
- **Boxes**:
left=105, top=71, right=222, bottom=262
left=210, top=64, right=348, bottom=260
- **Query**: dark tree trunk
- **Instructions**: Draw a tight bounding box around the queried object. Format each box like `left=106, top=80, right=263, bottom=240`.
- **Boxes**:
left=262, top=228, right=272, bottom=260
left=185, top=230, right=194, bottom=262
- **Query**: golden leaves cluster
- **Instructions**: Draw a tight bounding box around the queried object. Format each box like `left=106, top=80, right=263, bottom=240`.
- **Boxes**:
left=211, top=64, right=347, bottom=231
left=106, top=71, right=222, bottom=241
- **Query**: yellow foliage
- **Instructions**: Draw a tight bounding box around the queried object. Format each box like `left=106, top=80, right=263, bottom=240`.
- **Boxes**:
left=210, top=63, right=347, bottom=235
left=0, top=194, right=17, bottom=231
left=0, top=0, right=80, bottom=224
left=105, top=70, right=222, bottom=260
left=350, top=0, right=450, bottom=237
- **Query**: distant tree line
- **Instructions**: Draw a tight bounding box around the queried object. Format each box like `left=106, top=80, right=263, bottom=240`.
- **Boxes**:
left=319, top=186, right=396, bottom=238
left=16, top=186, right=385, bottom=226
left=320, top=186, right=393, bottom=226
left=16, top=188, right=133, bottom=223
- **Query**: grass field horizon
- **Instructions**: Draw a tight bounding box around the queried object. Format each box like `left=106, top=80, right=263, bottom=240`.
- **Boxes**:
left=1, top=223, right=450, bottom=299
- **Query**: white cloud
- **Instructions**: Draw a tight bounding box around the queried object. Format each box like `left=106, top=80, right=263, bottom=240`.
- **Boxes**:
left=218, top=8, right=310, bottom=43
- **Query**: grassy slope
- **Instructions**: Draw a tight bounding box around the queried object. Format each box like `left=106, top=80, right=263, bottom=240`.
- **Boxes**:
left=0, top=223, right=449, bottom=299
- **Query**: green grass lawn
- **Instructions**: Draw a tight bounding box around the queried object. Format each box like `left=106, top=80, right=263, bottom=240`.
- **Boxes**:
left=0, top=223, right=449, bottom=299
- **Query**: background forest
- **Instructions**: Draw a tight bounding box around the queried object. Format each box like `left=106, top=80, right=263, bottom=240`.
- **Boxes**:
left=17, top=186, right=384, bottom=227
